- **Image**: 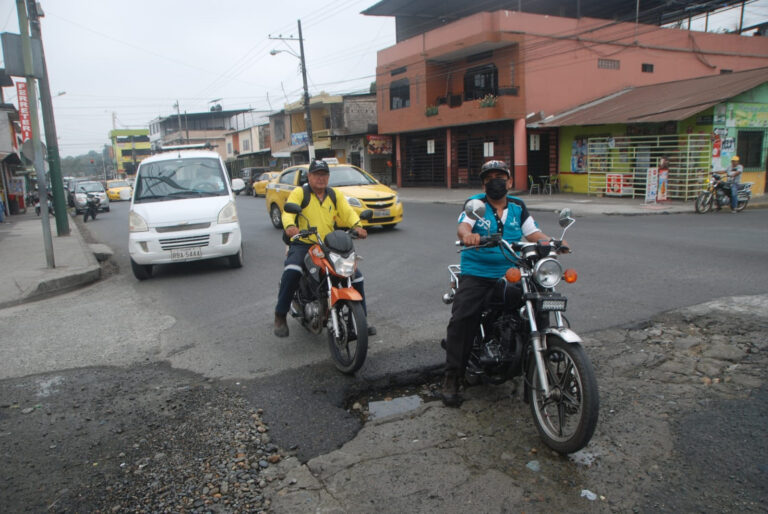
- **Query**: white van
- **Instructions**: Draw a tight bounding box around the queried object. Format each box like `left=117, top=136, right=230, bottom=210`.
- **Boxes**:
left=128, top=150, right=245, bottom=280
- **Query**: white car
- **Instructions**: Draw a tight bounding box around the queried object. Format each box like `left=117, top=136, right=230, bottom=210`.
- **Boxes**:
left=128, top=150, right=245, bottom=280
left=73, top=181, right=110, bottom=214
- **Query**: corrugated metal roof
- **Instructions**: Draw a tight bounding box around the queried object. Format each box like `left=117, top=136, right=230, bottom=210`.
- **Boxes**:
left=535, top=67, right=768, bottom=127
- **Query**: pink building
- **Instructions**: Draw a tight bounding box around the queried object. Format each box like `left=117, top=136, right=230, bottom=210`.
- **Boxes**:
left=366, top=4, right=768, bottom=189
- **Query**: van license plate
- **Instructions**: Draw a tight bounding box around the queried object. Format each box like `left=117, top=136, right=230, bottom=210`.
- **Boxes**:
left=373, top=209, right=390, bottom=217
left=170, top=247, right=202, bottom=260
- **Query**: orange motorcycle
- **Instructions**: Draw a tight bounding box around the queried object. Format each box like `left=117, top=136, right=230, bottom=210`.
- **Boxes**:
left=283, top=202, right=373, bottom=374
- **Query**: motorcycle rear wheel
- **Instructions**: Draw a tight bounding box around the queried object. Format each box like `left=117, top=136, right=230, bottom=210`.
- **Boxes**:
left=327, top=301, right=368, bottom=374
left=694, top=192, right=712, bottom=213
left=527, top=336, right=599, bottom=454
left=736, top=198, right=749, bottom=212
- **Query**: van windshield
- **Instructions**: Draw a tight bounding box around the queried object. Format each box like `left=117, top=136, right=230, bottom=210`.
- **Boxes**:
left=134, top=158, right=228, bottom=203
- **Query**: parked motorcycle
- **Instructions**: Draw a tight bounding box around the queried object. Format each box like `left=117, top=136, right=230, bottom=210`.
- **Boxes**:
left=283, top=202, right=373, bottom=374
left=695, top=172, right=752, bottom=213
left=83, top=193, right=101, bottom=222
left=442, top=201, right=599, bottom=454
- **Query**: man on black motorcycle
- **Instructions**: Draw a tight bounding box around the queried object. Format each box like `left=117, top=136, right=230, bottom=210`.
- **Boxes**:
left=441, top=160, right=556, bottom=407
left=274, top=159, right=375, bottom=338
left=726, top=155, right=743, bottom=213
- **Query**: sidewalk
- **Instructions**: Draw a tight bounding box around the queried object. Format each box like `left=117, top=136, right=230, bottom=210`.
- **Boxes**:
left=0, top=210, right=100, bottom=309
left=0, top=191, right=765, bottom=309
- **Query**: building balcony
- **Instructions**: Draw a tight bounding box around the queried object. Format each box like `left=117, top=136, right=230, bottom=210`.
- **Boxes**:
left=379, top=90, right=524, bottom=134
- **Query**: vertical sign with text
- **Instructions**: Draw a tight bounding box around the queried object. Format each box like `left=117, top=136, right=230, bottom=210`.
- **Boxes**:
left=16, top=81, right=32, bottom=142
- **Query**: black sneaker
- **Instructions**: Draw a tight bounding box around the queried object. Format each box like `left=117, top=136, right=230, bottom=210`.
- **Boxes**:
left=441, top=372, right=462, bottom=407
left=273, top=313, right=289, bottom=338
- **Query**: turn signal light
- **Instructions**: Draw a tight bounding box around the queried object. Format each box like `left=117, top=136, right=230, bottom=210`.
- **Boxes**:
left=563, top=269, right=578, bottom=283
left=505, top=267, right=522, bottom=283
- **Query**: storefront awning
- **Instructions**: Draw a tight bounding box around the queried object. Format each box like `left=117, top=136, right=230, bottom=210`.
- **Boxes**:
left=272, top=143, right=307, bottom=158
left=532, top=66, right=768, bottom=127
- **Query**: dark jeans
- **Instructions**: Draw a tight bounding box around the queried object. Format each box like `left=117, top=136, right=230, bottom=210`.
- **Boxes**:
left=731, top=182, right=739, bottom=210
left=275, top=243, right=366, bottom=315
left=444, top=275, right=522, bottom=374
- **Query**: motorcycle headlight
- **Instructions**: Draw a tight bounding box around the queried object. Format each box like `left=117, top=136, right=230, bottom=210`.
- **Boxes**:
left=345, top=196, right=363, bottom=208
left=533, top=258, right=563, bottom=288
left=329, top=252, right=357, bottom=277
left=217, top=201, right=238, bottom=224
left=129, top=210, right=148, bottom=232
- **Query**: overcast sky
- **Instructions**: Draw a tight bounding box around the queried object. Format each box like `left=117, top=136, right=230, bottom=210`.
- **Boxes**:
left=1, top=0, right=766, bottom=157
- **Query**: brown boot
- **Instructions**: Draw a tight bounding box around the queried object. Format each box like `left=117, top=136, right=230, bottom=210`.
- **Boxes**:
left=274, top=313, right=289, bottom=338
left=441, top=371, right=461, bottom=407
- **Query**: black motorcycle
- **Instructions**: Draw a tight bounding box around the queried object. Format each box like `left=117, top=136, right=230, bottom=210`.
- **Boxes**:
left=34, top=192, right=55, bottom=216
left=695, top=172, right=751, bottom=213
left=442, top=201, right=599, bottom=454
left=83, top=193, right=100, bottom=222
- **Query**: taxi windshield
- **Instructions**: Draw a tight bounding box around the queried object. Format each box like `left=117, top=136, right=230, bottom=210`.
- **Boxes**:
left=328, top=166, right=377, bottom=187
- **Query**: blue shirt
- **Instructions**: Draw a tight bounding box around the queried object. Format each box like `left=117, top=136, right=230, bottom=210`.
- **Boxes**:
left=459, top=194, right=538, bottom=279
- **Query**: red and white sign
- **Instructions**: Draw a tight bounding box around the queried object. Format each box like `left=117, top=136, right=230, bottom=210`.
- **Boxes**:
left=16, top=81, right=32, bottom=142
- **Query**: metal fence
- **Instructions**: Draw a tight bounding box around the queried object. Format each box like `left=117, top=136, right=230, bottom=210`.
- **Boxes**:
left=586, top=134, right=711, bottom=201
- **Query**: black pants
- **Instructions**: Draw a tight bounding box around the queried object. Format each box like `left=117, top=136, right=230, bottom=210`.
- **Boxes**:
left=445, top=275, right=498, bottom=374
left=444, top=275, right=522, bottom=374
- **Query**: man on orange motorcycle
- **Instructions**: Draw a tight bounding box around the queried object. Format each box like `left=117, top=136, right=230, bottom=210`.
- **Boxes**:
left=441, top=160, right=555, bottom=407
left=274, top=159, right=375, bottom=338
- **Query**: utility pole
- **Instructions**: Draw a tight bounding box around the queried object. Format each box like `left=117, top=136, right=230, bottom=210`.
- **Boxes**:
left=26, top=0, right=68, bottom=236
left=16, top=0, right=54, bottom=267
left=269, top=20, right=315, bottom=160
left=174, top=100, right=183, bottom=144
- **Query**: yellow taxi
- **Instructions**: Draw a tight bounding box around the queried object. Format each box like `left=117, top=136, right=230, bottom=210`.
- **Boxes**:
left=252, top=171, right=280, bottom=197
left=105, top=179, right=133, bottom=201
left=266, top=162, right=403, bottom=230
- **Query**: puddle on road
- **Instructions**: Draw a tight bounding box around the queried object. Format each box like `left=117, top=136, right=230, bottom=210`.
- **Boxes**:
left=347, top=378, right=441, bottom=423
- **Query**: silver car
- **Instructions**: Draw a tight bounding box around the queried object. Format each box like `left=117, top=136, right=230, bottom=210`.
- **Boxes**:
left=73, top=181, right=110, bottom=214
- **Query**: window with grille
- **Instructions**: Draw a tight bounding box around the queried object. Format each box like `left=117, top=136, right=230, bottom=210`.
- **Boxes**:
left=390, top=78, right=410, bottom=110
left=642, top=63, right=654, bottom=73
left=598, top=58, right=620, bottom=70
left=464, top=64, right=498, bottom=101
left=737, top=130, right=765, bottom=168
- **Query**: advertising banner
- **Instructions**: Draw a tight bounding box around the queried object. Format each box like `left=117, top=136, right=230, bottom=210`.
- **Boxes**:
left=645, top=167, right=659, bottom=203
left=366, top=134, right=392, bottom=154
left=16, top=81, right=32, bottom=142
left=657, top=169, right=668, bottom=201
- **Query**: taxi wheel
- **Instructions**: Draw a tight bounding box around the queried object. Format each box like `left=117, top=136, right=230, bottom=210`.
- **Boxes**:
left=270, top=204, right=283, bottom=229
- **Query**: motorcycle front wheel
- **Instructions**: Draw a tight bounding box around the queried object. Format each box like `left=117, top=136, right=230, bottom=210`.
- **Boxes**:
left=327, top=301, right=368, bottom=374
left=694, top=191, right=712, bottom=213
left=527, top=336, right=599, bottom=454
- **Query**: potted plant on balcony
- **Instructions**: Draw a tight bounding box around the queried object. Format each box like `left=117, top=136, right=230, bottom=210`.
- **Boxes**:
left=479, top=94, right=497, bottom=108
left=425, top=105, right=439, bottom=116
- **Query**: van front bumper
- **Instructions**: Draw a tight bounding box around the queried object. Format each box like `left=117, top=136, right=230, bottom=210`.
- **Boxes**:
left=129, top=222, right=242, bottom=265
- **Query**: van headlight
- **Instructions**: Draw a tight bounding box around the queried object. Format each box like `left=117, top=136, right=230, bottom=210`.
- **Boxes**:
left=218, top=201, right=238, bottom=224
left=129, top=211, right=148, bottom=232
left=345, top=196, right=363, bottom=208
left=329, top=252, right=357, bottom=277
left=533, top=258, right=563, bottom=288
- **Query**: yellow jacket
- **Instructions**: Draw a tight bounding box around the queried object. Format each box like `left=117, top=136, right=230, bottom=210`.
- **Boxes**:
left=282, top=187, right=361, bottom=244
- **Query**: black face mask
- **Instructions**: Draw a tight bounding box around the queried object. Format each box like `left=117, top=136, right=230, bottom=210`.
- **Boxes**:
left=485, top=177, right=508, bottom=200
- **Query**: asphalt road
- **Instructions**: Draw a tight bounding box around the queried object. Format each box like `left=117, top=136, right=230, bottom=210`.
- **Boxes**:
left=47, top=196, right=768, bottom=460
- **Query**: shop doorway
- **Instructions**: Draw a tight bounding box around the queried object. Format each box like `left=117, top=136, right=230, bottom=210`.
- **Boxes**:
left=403, top=134, right=446, bottom=186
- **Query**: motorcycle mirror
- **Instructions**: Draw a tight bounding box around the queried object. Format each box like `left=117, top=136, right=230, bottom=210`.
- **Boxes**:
left=464, top=199, right=486, bottom=221
left=359, top=209, right=373, bottom=221
left=558, top=208, right=574, bottom=228
left=284, top=202, right=301, bottom=214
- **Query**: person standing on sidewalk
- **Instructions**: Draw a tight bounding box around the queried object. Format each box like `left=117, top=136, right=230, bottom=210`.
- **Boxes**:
left=441, top=160, right=555, bottom=407
left=726, top=155, right=743, bottom=213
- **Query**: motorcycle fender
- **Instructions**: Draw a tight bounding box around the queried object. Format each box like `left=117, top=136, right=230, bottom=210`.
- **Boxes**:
left=330, top=286, right=362, bottom=307
left=544, top=327, right=582, bottom=344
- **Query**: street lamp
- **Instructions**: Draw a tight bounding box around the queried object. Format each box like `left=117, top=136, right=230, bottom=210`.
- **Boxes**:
left=270, top=19, right=315, bottom=160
